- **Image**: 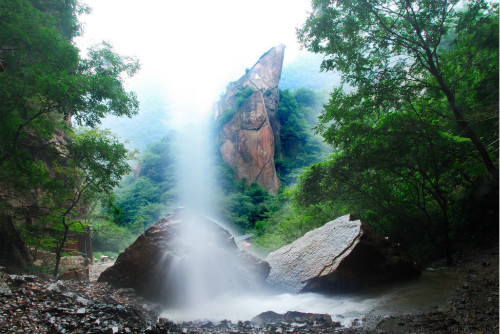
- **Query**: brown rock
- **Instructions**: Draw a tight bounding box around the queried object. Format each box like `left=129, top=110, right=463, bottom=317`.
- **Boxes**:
left=58, top=267, right=89, bottom=281
left=98, top=209, right=270, bottom=305
left=220, top=93, right=279, bottom=192
left=214, top=45, right=285, bottom=194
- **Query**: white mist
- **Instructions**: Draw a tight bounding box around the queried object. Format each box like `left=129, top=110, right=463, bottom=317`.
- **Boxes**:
left=161, top=104, right=457, bottom=326
left=174, top=109, right=217, bottom=216
left=164, top=105, right=260, bottom=316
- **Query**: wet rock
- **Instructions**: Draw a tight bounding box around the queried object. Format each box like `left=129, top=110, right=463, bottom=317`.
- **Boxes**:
left=251, top=311, right=284, bottom=325
left=58, top=267, right=89, bottom=281
left=236, top=249, right=271, bottom=289
left=99, top=209, right=270, bottom=305
left=0, top=270, right=163, bottom=334
left=46, top=280, right=68, bottom=293
left=0, top=277, right=12, bottom=295
left=76, top=296, right=90, bottom=305
left=0, top=214, right=31, bottom=271
left=251, top=310, right=333, bottom=326
left=0, top=237, right=496, bottom=334
left=265, top=214, right=421, bottom=293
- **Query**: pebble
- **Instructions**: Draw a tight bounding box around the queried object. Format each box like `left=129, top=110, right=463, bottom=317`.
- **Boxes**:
left=0, top=272, right=159, bottom=333
left=0, top=246, right=498, bottom=334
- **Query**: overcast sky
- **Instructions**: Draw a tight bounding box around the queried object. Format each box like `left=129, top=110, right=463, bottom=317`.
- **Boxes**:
left=76, top=0, right=313, bottom=116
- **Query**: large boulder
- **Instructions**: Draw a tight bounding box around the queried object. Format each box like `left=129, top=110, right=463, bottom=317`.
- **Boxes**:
left=265, top=214, right=420, bottom=293
left=213, top=45, right=285, bottom=194
left=98, top=209, right=270, bottom=306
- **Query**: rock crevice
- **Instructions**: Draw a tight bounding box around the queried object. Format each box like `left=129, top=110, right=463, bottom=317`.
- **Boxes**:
left=214, top=45, right=285, bottom=194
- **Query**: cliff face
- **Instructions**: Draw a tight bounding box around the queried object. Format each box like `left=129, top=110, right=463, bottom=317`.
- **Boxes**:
left=214, top=45, right=285, bottom=194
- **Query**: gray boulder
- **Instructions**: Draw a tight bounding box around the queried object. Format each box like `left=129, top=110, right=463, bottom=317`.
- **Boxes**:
left=265, top=214, right=420, bottom=293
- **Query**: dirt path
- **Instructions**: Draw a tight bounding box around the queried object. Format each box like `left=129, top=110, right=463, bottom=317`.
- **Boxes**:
left=89, top=259, right=115, bottom=281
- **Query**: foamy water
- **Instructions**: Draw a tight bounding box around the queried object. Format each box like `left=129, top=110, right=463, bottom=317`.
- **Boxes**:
left=161, top=269, right=457, bottom=326
left=161, top=291, right=375, bottom=326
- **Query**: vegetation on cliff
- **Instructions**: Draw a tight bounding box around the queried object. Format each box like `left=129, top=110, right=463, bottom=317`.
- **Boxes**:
left=104, top=88, right=329, bottom=240
left=214, top=86, right=256, bottom=132
left=275, top=88, right=330, bottom=184
left=0, top=0, right=139, bottom=274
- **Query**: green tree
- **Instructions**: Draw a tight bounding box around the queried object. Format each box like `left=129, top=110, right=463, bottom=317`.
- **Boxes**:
left=275, top=89, right=330, bottom=184
left=295, top=0, right=498, bottom=262
left=298, top=0, right=498, bottom=180
left=0, top=0, right=140, bottom=272
left=222, top=183, right=280, bottom=232
left=295, top=102, right=479, bottom=262
left=111, top=135, right=177, bottom=228
left=0, top=0, right=139, bottom=213
left=50, top=128, right=131, bottom=276
left=1, top=0, right=138, bottom=158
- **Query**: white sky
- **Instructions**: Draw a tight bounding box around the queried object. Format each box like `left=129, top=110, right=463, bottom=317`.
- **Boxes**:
left=76, top=0, right=313, bottom=115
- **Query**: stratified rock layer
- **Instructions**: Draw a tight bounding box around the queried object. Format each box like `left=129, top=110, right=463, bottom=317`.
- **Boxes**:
left=98, top=209, right=270, bottom=305
left=214, top=45, right=285, bottom=194
left=265, top=214, right=420, bottom=293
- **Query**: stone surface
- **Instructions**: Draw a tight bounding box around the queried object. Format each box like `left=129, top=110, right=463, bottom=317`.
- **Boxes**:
left=58, top=267, right=89, bottom=281
left=251, top=310, right=336, bottom=326
left=265, top=214, right=421, bottom=293
left=0, top=271, right=162, bottom=334
left=214, top=45, right=285, bottom=194
left=98, top=209, right=270, bottom=305
left=0, top=214, right=31, bottom=271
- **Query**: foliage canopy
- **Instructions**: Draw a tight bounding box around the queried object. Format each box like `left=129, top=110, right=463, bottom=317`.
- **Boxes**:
left=0, top=0, right=139, bottom=273
left=295, top=0, right=498, bottom=262
left=298, top=0, right=498, bottom=179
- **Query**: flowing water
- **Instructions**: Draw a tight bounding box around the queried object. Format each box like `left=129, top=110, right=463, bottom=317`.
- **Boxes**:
left=167, top=108, right=460, bottom=326
left=161, top=215, right=255, bottom=309
left=161, top=239, right=459, bottom=326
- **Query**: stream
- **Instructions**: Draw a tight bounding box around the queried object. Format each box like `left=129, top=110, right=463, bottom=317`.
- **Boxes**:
left=161, top=267, right=459, bottom=326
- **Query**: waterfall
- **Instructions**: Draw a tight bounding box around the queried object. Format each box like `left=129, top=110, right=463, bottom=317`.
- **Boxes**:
left=164, top=106, right=253, bottom=312
left=159, top=106, right=456, bottom=326
left=175, top=110, right=217, bottom=216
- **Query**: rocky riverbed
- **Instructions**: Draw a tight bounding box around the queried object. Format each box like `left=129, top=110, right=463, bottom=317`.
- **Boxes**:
left=0, top=244, right=497, bottom=334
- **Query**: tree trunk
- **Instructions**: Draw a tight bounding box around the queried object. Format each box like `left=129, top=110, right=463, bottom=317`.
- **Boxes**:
left=443, top=220, right=453, bottom=266
left=439, top=201, right=453, bottom=265
left=445, top=91, right=498, bottom=181
left=425, top=51, right=499, bottom=181
left=53, top=219, right=69, bottom=277
left=0, top=214, right=30, bottom=271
